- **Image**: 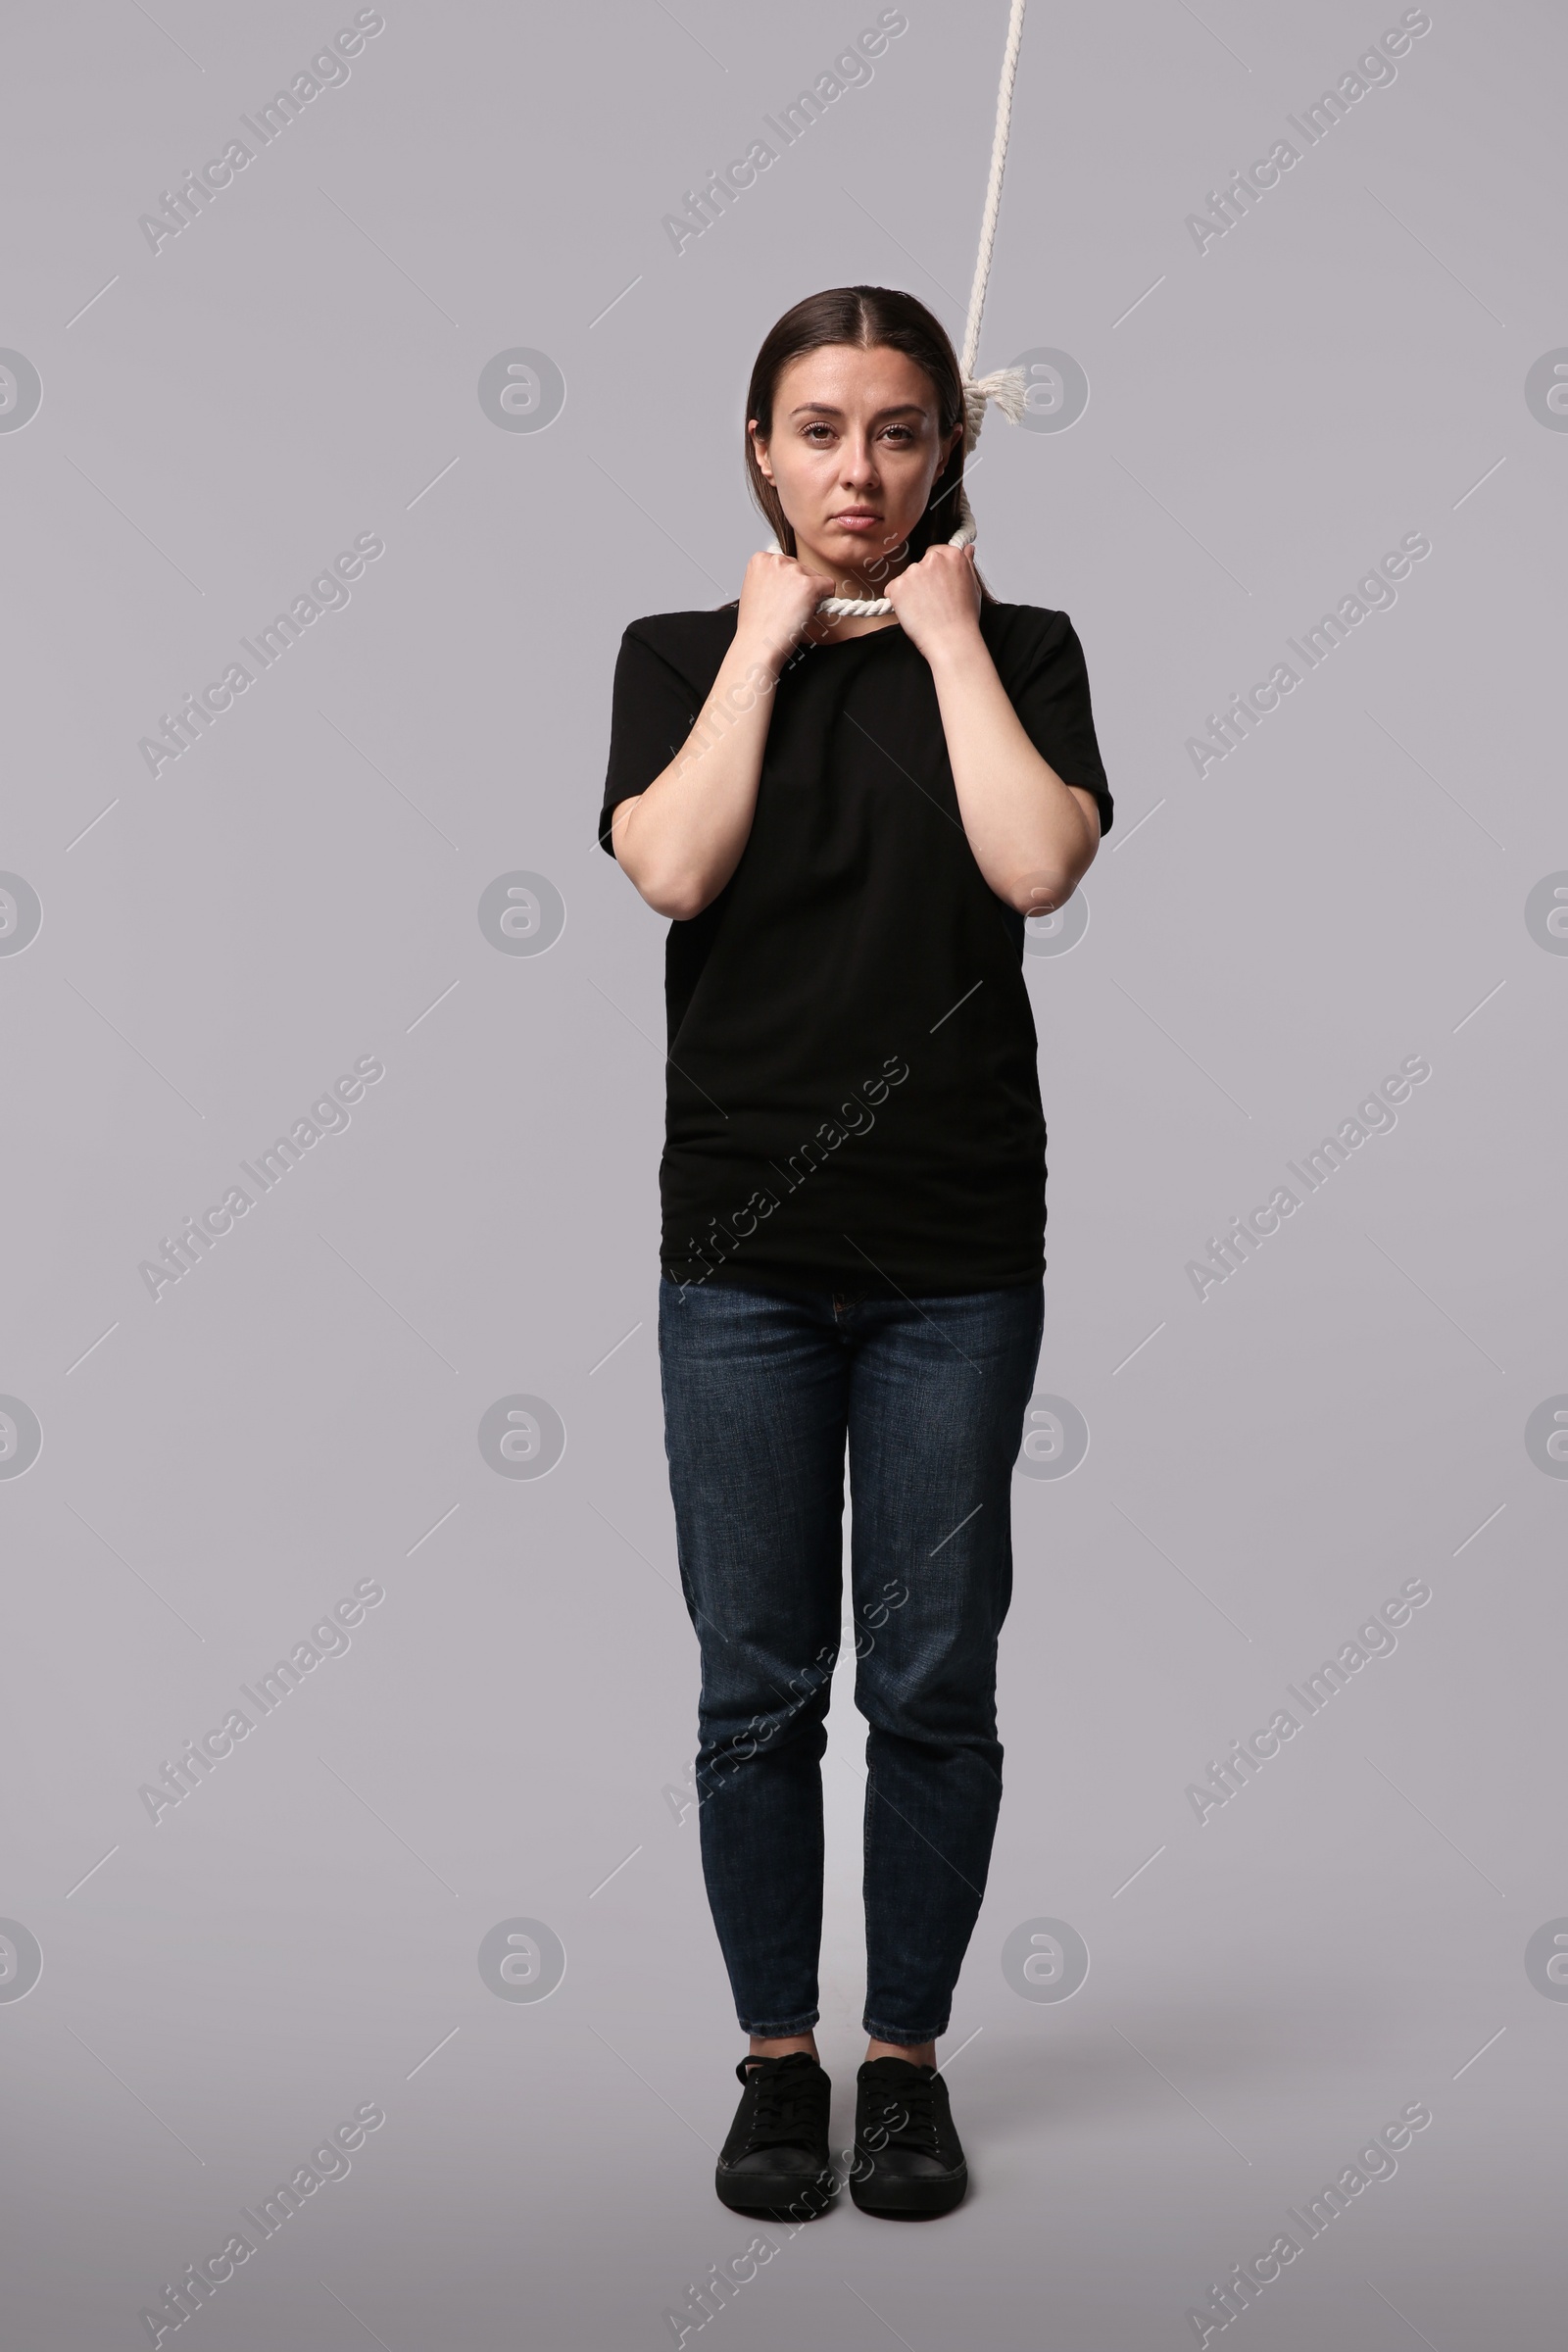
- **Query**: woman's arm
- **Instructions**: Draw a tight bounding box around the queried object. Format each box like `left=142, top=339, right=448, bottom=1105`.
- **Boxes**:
left=884, top=546, right=1102, bottom=919
left=611, top=552, right=832, bottom=919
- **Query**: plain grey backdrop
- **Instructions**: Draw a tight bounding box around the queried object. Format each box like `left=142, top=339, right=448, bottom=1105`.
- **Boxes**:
left=3, top=0, right=1565, bottom=2344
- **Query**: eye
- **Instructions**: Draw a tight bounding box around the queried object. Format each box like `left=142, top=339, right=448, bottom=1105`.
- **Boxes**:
left=803, top=423, right=835, bottom=443
left=881, top=425, right=915, bottom=444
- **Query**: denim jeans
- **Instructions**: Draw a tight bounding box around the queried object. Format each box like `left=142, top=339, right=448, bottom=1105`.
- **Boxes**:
left=658, top=1271, right=1045, bottom=2044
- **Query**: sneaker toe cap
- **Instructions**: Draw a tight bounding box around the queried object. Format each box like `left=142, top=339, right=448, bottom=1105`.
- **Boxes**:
left=866, top=2148, right=965, bottom=2182
left=724, top=2148, right=815, bottom=2179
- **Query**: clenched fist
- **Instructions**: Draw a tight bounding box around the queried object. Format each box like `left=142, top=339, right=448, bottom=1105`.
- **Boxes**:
left=883, top=542, right=983, bottom=662
left=735, top=548, right=837, bottom=666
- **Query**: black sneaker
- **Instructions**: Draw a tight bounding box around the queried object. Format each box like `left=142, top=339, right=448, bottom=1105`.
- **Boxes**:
left=851, top=2057, right=968, bottom=2216
left=714, top=2053, right=837, bottom=2219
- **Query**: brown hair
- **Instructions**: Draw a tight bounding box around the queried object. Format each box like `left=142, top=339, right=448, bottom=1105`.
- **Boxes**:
left=742, top=284, right=996, bottom=605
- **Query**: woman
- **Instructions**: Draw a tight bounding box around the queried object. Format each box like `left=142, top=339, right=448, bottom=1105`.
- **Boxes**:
left=599, top=286, right=1111, bottom=2219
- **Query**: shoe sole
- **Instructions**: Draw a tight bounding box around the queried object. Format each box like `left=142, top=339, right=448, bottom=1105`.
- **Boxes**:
left=714, top=2165, right=839, bottom=2220
left=850, top=2164, right=967, bottom=2217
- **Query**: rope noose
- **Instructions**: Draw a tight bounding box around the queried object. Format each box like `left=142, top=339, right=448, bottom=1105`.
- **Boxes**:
left=766, top=0, right=1029, bottom=619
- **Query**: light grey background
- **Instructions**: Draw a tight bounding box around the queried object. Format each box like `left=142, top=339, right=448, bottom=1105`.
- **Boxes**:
left=3, top=1, right=1564, bottom=2344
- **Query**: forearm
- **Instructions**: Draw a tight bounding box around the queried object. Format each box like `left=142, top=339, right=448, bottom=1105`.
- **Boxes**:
left=927, top=634, right=1100, bottom=915
left=612, top=638, right=779, bottom=918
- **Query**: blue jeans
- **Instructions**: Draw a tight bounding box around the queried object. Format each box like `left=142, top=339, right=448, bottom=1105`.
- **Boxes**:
left=658, top=1272, right=1045, bottom=2043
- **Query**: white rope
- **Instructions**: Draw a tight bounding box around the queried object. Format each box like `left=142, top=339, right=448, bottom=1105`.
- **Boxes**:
left=766, top=0, right=1029, bottom=619
left=960, top=0, right=1027, bottom=384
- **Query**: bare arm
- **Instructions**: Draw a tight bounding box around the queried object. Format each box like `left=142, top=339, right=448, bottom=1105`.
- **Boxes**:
left=611, top=551, right=833, bottom=920
left=884, top=546, right=1102, bottom=918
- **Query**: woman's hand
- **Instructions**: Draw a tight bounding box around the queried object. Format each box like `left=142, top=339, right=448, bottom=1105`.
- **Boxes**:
left=883, top=542, right=983, bottom=662
left=736, top=548, right=836, bottom=668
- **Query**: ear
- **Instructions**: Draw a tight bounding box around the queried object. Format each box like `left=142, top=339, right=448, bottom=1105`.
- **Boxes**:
left=748, top=420, right=773, bottom=483
left=931, top=425, right=963, bottom=488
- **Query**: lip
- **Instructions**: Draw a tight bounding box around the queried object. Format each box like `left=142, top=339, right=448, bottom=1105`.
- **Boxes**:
left=830, top=510, right=886, bottom=532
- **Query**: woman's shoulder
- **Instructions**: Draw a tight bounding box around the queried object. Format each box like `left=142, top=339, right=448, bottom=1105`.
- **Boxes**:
left=980, top=598, right=1075, bottom=645
left=619, top=605, right=740, bottom=657
left=979, top=599, right=1090, bottom=678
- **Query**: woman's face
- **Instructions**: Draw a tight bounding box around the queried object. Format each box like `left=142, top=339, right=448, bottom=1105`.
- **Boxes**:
left=750, top=343, right=962, bottom=585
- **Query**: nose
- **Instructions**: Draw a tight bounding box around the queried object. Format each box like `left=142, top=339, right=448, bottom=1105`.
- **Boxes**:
left=840, top=436, right=879, bottom=487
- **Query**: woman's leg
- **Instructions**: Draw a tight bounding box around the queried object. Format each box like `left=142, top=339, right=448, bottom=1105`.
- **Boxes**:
left=844, top=1279, right=1046, bottom=2047
left=658, top=1275, right=851, bottom=2040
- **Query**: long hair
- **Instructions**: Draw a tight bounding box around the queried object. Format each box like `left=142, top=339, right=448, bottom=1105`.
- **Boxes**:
left=742, top=285, right=996, bottom=605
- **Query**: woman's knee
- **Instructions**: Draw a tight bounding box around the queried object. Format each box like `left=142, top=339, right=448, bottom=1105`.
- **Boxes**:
left=697, top=1699, right=830, bottom=1801
left=855, top=1649, right=999, bottom=1749
left=700, top=1640, right=838, bottom=1754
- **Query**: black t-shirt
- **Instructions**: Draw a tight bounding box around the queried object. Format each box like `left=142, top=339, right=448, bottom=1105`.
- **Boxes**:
left=599, top=602, right=1112, bottom=1298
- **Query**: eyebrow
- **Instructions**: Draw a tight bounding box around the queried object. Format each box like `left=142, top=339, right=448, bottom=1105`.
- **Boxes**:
left=786, top=401, right=928, bottom=419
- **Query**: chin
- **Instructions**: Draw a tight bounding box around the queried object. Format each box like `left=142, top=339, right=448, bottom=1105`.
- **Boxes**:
left=832, top=528, right=905, bottom=557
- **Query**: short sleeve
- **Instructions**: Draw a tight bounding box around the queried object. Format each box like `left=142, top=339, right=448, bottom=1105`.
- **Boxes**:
left=1005, top=610, right=1113, bottom=839
left=598, top=622, right=703, bottom=856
